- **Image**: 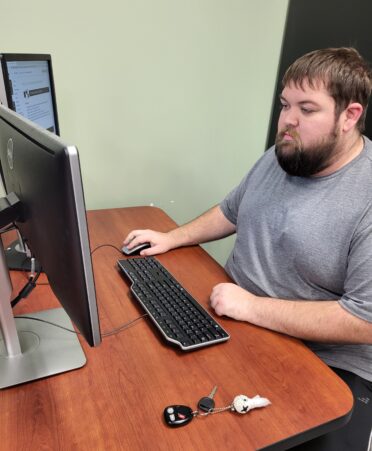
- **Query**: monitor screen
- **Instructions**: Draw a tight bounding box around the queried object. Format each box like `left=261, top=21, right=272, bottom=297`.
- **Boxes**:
left=0, top=54, right=59, bottom=135
left=0, top=105, right=101, bottom=387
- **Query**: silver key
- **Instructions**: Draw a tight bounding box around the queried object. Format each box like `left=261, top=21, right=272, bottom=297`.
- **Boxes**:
left=198, top=385, right=218, bottom=412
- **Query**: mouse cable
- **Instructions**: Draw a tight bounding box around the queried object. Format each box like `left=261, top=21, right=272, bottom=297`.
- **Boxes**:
left=14, top=244, right=122, bottom=290
left=15, top=242, right=122, bottom=286
left=91, top=243, right=122, bottom=256
left=14, top=313, right=149, bottom=338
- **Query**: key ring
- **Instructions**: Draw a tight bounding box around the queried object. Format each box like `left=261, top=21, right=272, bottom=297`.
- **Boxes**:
left=164, top=393, right=271, bottom=427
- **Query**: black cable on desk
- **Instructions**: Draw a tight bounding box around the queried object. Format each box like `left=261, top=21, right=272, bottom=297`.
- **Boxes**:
left=14, top=313, right=148, bottom=337
left=91, top=243, right=122, bottom=256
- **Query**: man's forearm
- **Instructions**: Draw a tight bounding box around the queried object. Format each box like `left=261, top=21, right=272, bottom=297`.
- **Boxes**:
left=210, top=283, right=372, bottom=344
left=123, top=205, right=236, bottom=256
left=250, top=296, right=372, bottom=344
left=168, top=205, right=236, bottom=247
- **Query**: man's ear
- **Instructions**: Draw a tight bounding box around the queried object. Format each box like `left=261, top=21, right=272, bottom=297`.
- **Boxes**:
left=342, top=102, right=363, bottom=132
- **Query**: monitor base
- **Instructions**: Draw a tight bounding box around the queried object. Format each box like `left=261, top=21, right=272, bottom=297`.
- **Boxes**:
left=0, top=308, right=86, bottom=388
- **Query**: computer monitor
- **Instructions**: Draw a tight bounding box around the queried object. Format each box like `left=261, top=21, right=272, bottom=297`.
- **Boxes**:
left=0, top=53, right=59, bottom=134
left=0, top=54, right=60, bottom=270
left=0, top=105, right=101, bottom=388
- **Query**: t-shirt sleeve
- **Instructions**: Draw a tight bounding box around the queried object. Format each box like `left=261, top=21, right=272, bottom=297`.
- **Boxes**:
left=220, top=147, right=276, bottom=225
left=340, top=203, right=372, bottom=323
left=220, top=172, right=251, bottom=225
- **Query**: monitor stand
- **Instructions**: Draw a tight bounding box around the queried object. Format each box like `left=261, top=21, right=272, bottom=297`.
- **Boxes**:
left=0, top=241, right=86, bottom=389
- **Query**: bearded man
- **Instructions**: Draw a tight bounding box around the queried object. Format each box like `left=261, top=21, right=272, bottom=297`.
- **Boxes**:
left=124, top=48, right=372, bottom=450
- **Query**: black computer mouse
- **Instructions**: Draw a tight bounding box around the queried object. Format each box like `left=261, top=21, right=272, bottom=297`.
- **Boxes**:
left=121, top=242, right=151, bottom=256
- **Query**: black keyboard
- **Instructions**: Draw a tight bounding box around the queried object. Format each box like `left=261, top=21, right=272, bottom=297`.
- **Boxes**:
left=118, top=257, right=230, bottom=351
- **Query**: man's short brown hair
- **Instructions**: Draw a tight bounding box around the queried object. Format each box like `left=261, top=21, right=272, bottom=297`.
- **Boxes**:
left=282, top=47, right=372, bottom=132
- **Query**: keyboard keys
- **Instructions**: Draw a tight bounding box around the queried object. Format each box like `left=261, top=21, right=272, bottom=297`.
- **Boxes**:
left=117, top=257, right=230, bottom=351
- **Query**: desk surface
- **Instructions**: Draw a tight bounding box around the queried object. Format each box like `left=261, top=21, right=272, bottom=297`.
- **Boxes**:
left=1, top=207, right=353, bottom=451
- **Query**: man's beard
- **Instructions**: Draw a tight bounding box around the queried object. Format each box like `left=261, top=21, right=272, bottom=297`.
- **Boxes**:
left=274, top=125, right=339, bottom=177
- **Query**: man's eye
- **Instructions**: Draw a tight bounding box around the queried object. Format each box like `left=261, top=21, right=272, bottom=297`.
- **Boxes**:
left=301, top=107, right=314, bottom=114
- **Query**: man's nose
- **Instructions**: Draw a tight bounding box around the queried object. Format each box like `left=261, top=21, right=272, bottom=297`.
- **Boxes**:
left=281, top=108, right=299, bottom=127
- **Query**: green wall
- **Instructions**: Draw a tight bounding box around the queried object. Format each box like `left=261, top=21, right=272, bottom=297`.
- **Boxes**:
left=0, top=0, right=288, bottom=264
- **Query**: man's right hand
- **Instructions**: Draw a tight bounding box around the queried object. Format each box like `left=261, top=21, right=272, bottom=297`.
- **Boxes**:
left=123, top=229, right=178, bottom=256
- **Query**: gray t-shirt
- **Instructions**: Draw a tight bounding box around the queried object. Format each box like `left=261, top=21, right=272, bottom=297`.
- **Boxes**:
left=220, top=139, right=372, bottom=381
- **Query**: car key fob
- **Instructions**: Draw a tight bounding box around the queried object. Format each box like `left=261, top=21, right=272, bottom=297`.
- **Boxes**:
left=163, top=405, right=194, bottom=427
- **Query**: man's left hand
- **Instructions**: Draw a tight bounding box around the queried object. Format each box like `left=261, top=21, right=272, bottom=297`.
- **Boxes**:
left=210, top=283, right=256, bottom=321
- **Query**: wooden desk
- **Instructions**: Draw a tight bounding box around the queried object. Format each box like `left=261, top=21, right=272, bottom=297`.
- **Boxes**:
left=0, top=207, right=353, bottom=450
